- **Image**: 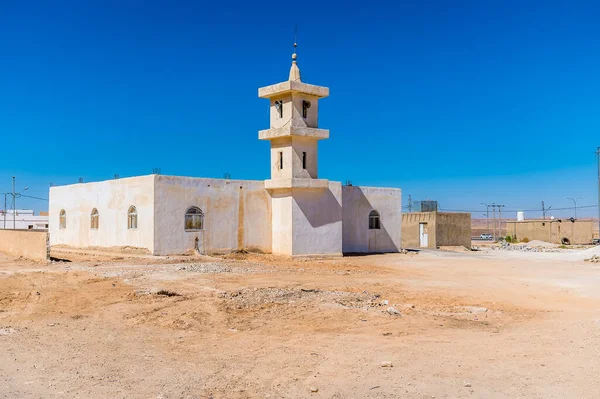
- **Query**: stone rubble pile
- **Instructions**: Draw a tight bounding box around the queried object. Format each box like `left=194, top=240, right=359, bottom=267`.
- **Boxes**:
left=494, top=242, right=560, bottom=253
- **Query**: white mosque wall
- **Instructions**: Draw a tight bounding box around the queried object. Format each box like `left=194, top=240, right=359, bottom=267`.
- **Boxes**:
left=290, top=182, right=343, bottom=256
left=342, top=186, right=402, bottom=253
left=49, top=175, right=156, bottom=253
left=153, top=175, right=272, bottom=256
left=49, top=175, right=400, bottom=256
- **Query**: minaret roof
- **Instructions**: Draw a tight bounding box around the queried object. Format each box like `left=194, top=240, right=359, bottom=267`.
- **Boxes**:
left=289, top=43, right=301, bottom=82
left=257, top=41, right=329, bottom=99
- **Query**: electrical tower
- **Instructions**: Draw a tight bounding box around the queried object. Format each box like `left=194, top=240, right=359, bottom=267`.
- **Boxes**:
left=490, top=204, right=505, bottom=241
left=541, top=201, right=551, bottom=220
left=408, top=194, right=413, bottom=213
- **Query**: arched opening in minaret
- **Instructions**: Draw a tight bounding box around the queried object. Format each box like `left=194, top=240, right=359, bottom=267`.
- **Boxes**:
left=275, top=100, right=283, bottom=118
left=302, top=100, right=311, bottom=118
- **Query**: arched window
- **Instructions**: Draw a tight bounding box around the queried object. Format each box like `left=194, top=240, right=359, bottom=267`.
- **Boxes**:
left=369, top=210, right=380, bottom=230
left=59, top=210, right=66, bottom=229
left=90, top=208, right=99, bottom=229
left=128, top=206, right=138, bottom=229
left=185, top=207, right=204, bottom=231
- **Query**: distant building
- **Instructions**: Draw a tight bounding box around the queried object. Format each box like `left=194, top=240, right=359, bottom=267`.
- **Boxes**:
left=402, top=212, right=471, bottom=249
left=0, top=209, right=49, bottom=230
left=505, top=219, right=594, bottom=245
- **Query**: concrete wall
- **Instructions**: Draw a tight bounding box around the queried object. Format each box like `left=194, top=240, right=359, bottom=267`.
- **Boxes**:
left=49, top=176, right=155, bottom=253
left=271, top=190, right=293, bottom=255
left=291, top=182, right=343, bottom=256
left=342, top=186, right=402, bottom=253
left=506, top=219, right=594, bottom=244
left=402, top=212, right=437, bottom=248
left=153, top=175, right=272, bottom=255
left=0, top=230, right=49, bottom=262
left=435, top=212, right=472, bottom=248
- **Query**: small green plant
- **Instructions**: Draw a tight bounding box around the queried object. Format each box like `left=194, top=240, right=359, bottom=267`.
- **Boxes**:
left=505, top=235, right=513, bottom=243
left=521, top=237, right=530, bottom=243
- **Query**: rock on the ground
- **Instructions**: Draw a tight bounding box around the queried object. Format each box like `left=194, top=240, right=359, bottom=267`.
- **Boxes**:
left=386, top=306, right=401, bottom=315
left=381, top=361, right=393, bottom=367
left=459, top=306, right=487, bottom=313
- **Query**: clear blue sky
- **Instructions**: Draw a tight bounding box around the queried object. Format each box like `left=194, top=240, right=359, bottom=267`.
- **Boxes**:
left=1, top=0, right=599, bottom=218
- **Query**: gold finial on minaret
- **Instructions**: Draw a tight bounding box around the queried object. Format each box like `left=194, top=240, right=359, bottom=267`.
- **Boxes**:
left=289, top=28, right=301, bottom=82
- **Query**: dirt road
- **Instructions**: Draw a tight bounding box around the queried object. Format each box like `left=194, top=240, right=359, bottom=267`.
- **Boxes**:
left=1, top=248, right=600, bottom=398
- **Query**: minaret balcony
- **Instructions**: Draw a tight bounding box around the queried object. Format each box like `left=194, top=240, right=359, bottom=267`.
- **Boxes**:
left=258, top=81, right=329, bottom=99
left=259, top=126, right=329, bottom=140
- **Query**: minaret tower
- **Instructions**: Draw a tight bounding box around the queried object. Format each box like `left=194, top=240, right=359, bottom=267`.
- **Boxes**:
left=258, top=42, right=330, bottom=190
left=258, top=42, right=340, bottom=256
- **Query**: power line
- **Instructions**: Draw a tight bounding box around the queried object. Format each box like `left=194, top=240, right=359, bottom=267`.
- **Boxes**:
left=439, top=204, right=598, bottom=213
left=20, top=194, right=49, bottom=201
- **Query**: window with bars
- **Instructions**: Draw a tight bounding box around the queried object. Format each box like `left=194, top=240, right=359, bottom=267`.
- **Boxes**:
left=369, top=210, right=380, bottom=230
left=185, top=207, right=204, bottom=231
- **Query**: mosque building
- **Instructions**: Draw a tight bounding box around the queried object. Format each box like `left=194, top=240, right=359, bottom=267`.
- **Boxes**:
left=49, top=45, right=402, bottom=256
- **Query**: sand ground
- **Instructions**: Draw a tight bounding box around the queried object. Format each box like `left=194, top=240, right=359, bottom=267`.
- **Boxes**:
left=1, top=246, right=600, bottom=398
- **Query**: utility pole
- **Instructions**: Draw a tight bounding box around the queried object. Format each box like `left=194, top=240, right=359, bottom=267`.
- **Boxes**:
left=596, top=146, right=600, bottom=239
left=489, top=203, right=505, bottom=241
left=481, top=203, right=489, bottom=233
left=541, top=201, right=552, bottom=220
left=498, top=204, right=505, bottom=238
left=566, top=197, right=583, bottom=219
left=2, top=193, right=7, bottom=229
left=542, top=201, right=546, bottom=220
left=492, top=204, right=497, bottom=241
left=9, top=178, right=28, bottom=230
left=12, top=176, right=15, bottom=230
left=408, top=194, right=413, bottom=213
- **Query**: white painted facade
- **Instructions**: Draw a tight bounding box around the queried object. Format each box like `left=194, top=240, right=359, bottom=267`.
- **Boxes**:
left=0, top=209, right=49, bottom=230
left=49, top=49, right=402, bottom=256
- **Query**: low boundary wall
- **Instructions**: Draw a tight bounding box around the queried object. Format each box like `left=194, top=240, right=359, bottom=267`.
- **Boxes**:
left=0, top=230, right=49, bottom=262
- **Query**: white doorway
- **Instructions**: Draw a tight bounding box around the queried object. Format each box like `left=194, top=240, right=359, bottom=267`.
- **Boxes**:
left=419, top=222, right=428, bottom=248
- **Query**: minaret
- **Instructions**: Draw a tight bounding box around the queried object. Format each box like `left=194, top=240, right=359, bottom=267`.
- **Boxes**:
left=258, top=43, right=338, bottom=256
left=258, top=42, right=330, bottom=190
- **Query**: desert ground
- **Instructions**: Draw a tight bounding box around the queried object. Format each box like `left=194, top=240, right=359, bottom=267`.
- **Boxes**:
left=2, top=244, right=600, bottom=398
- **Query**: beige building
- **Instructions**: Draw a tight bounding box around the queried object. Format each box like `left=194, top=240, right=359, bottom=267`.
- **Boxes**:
left=49, top=46, right=402, bottom=256
left=505, top=219, right=594, bottom=245
left=402, top=212, right=471, bottom=249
